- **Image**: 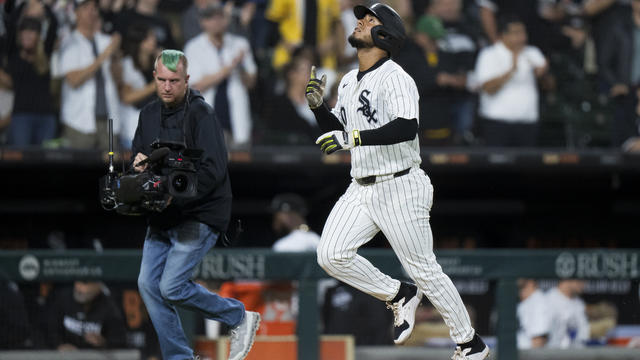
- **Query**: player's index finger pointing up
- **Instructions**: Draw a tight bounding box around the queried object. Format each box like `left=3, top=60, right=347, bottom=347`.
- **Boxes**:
left=310, top=65, right=316, bottom=79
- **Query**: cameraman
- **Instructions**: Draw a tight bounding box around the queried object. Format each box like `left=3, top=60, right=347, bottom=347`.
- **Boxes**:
left=131, top=50, right=260, bottom=360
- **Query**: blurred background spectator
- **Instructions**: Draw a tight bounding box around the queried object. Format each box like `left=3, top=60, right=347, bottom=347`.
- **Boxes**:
left=185, top=3, right=257, bottom=149
left=270, top=192, right=320, bottom=251
left=48, top=280, right=127, bottom=350
left=118, top=22, right=158, bottom=150
left=477, top=0, right=544, bottom=48
left=97, top=0, right=129, bottom=34
left=261, top=49, right=322, bottom=145
left=0, top=271, right=31, bottom=349
left=265, top=0, right=343, bottom=72
left=338, top=0, right=359, bottom=69
left=119, top=287, right=161, bottom=360
left=474, top=14, right=547, bottom=146
left=115, top=0, right=176, bottom=50
left=545, top=279, right=590, bottom=348
left=396, top=0, right=479, bottom=146
left=322, top=280, right=394, bottom=345
left=0, top=0, right=637, bottom=149
left=0, top=1, right=58, bottom=147
left=58, top=0, right=121, bottom=150
left=516, top=279, right=551, bottom=349
left=181, top=0, right=215, bottom=43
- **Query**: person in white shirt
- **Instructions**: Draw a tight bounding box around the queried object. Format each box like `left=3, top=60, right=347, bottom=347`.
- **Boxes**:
left=545, top=280, right=590, bottom=348
left=184, top=4, right=257, bottom=149
left=59, top=0, right=121, bottom=150
left=516, top=279, right=551, bottom=349
left=270, top=193, right=320, bottom=252
left=474, top=14, right=547, bottom=147
left=118, top=23, right=158, bottom=149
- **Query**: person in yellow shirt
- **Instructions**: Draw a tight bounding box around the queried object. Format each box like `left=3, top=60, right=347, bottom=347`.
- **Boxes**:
left=266, top=0, right=344, bottom=70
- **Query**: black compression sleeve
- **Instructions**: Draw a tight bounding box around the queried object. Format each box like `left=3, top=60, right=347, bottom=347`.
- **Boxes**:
left=360, top=118, right=418, bottom=145
left=311, top=102, right=343, bottom=132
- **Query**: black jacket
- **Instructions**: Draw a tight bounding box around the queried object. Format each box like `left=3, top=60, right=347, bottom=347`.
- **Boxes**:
left=131, top=89, right=232, bottom=233
left=48, top=287, right=127, bottom=349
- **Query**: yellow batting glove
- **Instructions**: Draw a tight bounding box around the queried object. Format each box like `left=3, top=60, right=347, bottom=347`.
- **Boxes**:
left=315, top=130, right=361, bottom=154
left=305, top=65, right=326, bottom=109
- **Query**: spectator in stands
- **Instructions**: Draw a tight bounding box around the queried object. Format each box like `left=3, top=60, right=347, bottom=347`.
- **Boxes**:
left=268, top=193, right=321, bottom=334
left=395, top=17, right=450, bottom=145
left=338, top=0, right=358, bottom=70
left=477, top=0, right=546, bottom=50
left=516, top=279, right=551, bottom=349
left=630, top=0, right=640, bottom=82
left=215, top=194, right=320, bottom=337
left=2, top=0, right=48, bottom=59
left=545, top=279, right=590, bottom=348
left=185, top=3, right=257, bottom=149
left=397, top=0, right=479, bottom=145
left=59, top=0, right=121, bottom=150
left=265, top=0, right=343, bottom=71
left=632, top=0, right=640, bottom=97
left=261, top=50, right=322, bottom=145
left=97, top=0, right=128, bottom=34
left=271, top=193, right=320, bottom=251
left=48, top=280, right=127, bottom=349
left=115, top=0, right=176, bottom=50
left=1, top=14, right=58, bottom=147
left=597, top=0, right=640, bottom=148
left=118, top=23, right=158, bottom=149
left=623, top=86, right=640, bottom=152
left=224, top=0, right=261, bottom=39
left=323, top=281, right=394, bottom=345
left=536, top=0, right=587, bottom=52
left=585, top=0, right=634, bottom=147
left=404, top=299, right=477, bottom=346
left=0, top=271, right=31, bottom=349
left=0, top=88, right=12, bottom=144
left=181, top=0, right=216, bottom=43
left=120, top=288, right=160, bottom=360
left=474, top=14, right=548, bottom=146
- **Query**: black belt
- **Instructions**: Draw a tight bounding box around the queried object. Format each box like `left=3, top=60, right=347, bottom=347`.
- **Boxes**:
left=356, top=168, right=411, bottom=186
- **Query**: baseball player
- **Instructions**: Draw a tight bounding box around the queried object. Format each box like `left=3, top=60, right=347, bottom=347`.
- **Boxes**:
left=305, top=3, right=489, bottom=359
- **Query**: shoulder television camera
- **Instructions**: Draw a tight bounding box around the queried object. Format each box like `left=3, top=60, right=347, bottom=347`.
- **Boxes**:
left=100, top=120, right=202, bottom=215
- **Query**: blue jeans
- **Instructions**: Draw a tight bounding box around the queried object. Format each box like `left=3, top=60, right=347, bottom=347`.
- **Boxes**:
left=138, top=221, right=245, bottom=360
left=8, top=112, right=56, bottom=147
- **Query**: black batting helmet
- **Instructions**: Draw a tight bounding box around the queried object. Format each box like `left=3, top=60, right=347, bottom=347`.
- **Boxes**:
left=353, top=3, right=406, bottom=56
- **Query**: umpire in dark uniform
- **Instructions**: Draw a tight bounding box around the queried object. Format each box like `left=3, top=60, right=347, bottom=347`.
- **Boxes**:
left=131, top=50, right=260, bottom=360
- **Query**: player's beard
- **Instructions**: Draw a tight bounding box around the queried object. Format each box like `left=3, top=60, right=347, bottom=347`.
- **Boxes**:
left=348, top=33, right=374, bottom=49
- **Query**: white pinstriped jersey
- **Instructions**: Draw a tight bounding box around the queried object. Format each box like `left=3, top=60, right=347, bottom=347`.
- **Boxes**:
left=330, top=59, right=421, bottom=178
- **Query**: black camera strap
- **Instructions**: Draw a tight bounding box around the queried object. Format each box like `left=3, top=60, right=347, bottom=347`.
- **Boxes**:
left=181, top=88, right=192, bottom=148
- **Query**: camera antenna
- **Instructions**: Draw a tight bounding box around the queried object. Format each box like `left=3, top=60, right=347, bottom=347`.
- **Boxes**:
left=108, top=118, right=115, bottom=175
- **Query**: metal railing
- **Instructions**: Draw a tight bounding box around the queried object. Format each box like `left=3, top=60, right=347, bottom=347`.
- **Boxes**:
left=1, top=249, right=638, bottom=360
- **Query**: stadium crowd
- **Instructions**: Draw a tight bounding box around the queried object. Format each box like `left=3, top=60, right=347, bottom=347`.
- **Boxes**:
left=0, top=0, right=639, bottom=150
left=1, top=0, right=640, bottom=356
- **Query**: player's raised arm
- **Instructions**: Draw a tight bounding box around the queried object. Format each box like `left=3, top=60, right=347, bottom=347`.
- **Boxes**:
left=305, top=65, right=343, bottom=132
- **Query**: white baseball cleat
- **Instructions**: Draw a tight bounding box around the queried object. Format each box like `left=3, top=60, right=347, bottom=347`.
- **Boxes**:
left=386, top=282, right=422, bottom=345
left=451, top=334, right=490, bottom=360
left=228, top=311, right=261, bottom=360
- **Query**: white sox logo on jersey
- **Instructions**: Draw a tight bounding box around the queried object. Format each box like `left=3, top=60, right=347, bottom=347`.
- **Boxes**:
left=357, top=90, right=378, bottom=123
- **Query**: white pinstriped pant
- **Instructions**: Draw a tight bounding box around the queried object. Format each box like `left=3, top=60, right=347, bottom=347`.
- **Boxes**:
left=317, top=167, right=475, bottom=343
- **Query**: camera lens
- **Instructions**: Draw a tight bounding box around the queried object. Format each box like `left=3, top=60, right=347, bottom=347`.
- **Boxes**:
left=172, top=174, right=188, bottom=193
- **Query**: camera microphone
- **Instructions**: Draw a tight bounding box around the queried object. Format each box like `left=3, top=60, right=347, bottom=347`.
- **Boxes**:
left=135, top=147, right=171, bottom=167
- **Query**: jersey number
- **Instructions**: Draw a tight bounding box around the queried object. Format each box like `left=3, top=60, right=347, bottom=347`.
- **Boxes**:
left=339, top=107, right=347, bottom=126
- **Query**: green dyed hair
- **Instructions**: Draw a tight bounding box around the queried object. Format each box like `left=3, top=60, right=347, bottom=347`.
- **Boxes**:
left=154, top=49, right=188, bottom=75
